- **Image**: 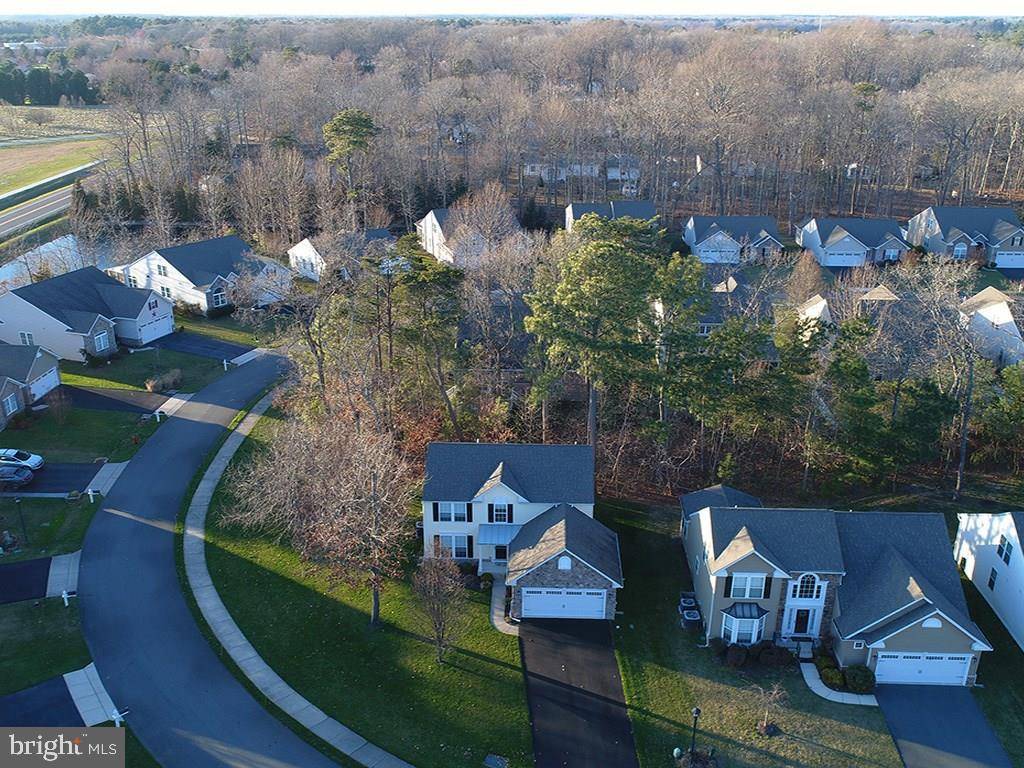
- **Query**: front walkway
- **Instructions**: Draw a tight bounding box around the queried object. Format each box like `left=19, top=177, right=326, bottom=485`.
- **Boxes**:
left=799, top=662, right=878, bottom=706
left=183, top=389, right=414, bottom=768
left=490, top=577, right=519, bottom=636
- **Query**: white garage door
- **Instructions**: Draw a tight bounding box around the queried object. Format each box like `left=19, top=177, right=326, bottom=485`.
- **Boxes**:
left=698, top=249, right=739, bottom=264
left=28, top=367, right=60, bottom=403
left=139, top=314, right=174, bottom=344
left=996, top=251, right=1024, bottom=268
left=874, top=652, right=971, bottom=685
left=824, top=251, right=866, bottom=267
left=521, top=588, right=606, bottom=619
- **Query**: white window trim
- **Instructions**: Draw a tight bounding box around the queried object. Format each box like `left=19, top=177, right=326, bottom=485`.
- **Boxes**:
left=729, top=573, right=766, bottom=599
left=437, top=501, right=467, bottom=523
left=492, top=502, right=509, bottom=523
left=437, top=533, right=469, bottom=559
left=2, top=392, right=19, bottom=416
left=160, top=286, right=173, bottom=299
left=19, top=331, right=33, bottom=346
left=722, top=613, right=766, bottom=645
left=157, top=264, right=169, bottom=277
left=94, top=330, right=110, bottom=352
left=211, top=290, right=228, bottom=308
left=853, top=640, right=865, bottom=649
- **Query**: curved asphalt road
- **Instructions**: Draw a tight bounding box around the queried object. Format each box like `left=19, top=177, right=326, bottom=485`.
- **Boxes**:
left=79, top=354, right=339, bottom=768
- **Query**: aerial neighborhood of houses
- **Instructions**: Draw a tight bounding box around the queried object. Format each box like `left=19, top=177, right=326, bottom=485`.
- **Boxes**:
left=2, top=177, right=1023, bottom=767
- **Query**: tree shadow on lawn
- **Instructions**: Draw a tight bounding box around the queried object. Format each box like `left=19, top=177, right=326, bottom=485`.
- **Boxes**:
left=203, top=537, right=534, bottom=768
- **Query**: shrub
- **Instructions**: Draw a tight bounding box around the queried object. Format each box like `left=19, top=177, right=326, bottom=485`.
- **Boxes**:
left=820, top=667, right=844, bottom=689
left=162, top=368, right=183, bottom=389
left=814, top=653, right=837, bottom=673
left=724, top=644, right=749, bottom=668
left=844, top=665, right=875, bottom=693
left=144, top=377, right=160, bottom=393
left=708, top=637, right=727, bottom=658
left=758, top=644, right=793, bottom=667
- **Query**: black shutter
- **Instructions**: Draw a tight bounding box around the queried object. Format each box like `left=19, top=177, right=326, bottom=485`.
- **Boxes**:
left=466, top=503, right=473, bottom=523
left=764, top=576, right=773, bottom=600
left=487, top=503, right=494, bottom=522
left=507, top=504, right=514, bottom=523
left=467, top=535, right=474, bottom=558
left=432, top=502, right=439, bottom=522
left=723, top=574, right=733, bottom=598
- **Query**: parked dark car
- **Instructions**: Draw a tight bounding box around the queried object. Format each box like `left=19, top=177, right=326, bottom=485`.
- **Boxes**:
left=0, top=465, right=34, bottom=488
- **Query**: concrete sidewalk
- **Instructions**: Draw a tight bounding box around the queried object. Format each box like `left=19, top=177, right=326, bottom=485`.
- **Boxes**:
left=490, top=577, right=519, bottom=636
left=183, top=389, right=415, bottom=768
left=799, top=662, right=878, bottom=706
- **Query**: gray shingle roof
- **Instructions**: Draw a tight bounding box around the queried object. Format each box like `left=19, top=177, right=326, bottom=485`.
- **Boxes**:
left=567, top=200, right=657, bottom=223
left=707, top=507, right=845, bottom=573
left=423, top=442, right=594, bottom=503
left=833, top=512, right=986, bottom=643
left=13, top=266, right=152, bottom=332
left=814, top=217, right=908, bottom=249
left=507, top=503, right=622, bottom=585
left=689, top=216, right=781, bottom=246
left=153, top=235, right=260, bottom=288
left=0, top=342, right=49, bottom=383
left=681, top=484, right=762, bottom=520
left=929, top=206, right=1023, bottom=244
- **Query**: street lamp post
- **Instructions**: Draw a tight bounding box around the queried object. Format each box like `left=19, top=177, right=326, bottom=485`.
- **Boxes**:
left=689, top=706, right=701, bottom=754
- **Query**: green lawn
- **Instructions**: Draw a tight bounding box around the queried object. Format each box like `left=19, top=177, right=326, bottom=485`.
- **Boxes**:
left=60, top=349, right=224, bottom=393
left=203, top=411, right=532, bottom=768
left=176, top=313, right=271, bottom=348
left=602, top=499, right=902, bottom=768
left=0, top=599, right=90, bottom=695
left=5, top=408, right=159, bottom=463
left=0, top=138, right=104, bottom=195
left=0, top=496, right=98, bottom=562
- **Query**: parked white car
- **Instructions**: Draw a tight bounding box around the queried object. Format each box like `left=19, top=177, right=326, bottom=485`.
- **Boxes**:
left=0, top=449, right=45, bottom=470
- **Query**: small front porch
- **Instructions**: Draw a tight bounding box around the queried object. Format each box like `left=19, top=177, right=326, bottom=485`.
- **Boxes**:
left=475, top=522, right=521, bottom=576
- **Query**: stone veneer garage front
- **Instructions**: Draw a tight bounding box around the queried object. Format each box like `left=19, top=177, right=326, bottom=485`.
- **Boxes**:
left=511, top=552, right=618, bottom=620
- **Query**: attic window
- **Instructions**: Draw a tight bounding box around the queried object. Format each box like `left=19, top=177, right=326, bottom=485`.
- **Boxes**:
left=853, top=641, right=865, bottom=649
left=922, top=617, right=942, bottom=629
left=557, top=556, right=572, bottom=571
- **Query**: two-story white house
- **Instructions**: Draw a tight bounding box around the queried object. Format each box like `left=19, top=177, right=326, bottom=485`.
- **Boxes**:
left=683, top=216, right=783, bottom=264
left=959, top=287, right=1024, bottom=368
left=564, top=200, right=657, bottom=232
left=422, top=442, right=622, bottom=620
left=110, top=236, right=290, bottom=315
left=797, top=217, right=909, bottom=268
left=955, top=512, right=1024, bottom=653
left=0, top=266, right=173, bottom=361
left=906, top=206, right=1024, bottom=267
left=287, top=230, right=395, bottom=282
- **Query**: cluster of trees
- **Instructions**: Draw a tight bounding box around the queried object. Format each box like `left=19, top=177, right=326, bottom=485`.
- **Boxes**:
left=37, top=17, right=1024, bottom=253
left=0, top=61, right=97, bottom=105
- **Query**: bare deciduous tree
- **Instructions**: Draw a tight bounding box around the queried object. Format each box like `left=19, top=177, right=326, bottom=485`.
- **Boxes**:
left=413, top=552, right=468, bottom=663
left=227, top=415, right=415, bottom=626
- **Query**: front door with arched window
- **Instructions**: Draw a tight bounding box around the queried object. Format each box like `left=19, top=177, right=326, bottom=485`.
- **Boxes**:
left=782, top=573, right=827, bottom=638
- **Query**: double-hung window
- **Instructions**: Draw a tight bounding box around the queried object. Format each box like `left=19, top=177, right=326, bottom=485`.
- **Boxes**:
left=437, top=502, right=467, bottom=523
left=988, top=568, right=998, bottom=591
left=997, top=535, right=1013, bottom=566
left=730, top=574, right=766, bottom=599
left=18, top=331, right=33, bottom=346
left=2, top=392, right=19, bottom=416
left=953, top=243, right=968, bottom=259
left=157, top=264, right=168, bottom=277
left=438, top=533, right=469, bottom=559
left=493, top=503, right=509, bottom=523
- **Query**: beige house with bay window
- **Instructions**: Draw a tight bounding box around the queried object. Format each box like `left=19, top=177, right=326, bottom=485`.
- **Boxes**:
left=682, top=492, right=991, bottom=686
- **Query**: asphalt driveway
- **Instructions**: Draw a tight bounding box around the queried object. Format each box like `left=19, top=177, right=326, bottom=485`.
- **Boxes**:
left=0, top=676, right=83, bottom=726
left=152, top=331, right=252, bottom=361
left=63, top=385, right=168, bottom=414
left=0, top=556, right=50, bottom=604
left=14, top=462, right=100, bottom=495
left=876, top=684, right=1012, bottom=768
left=519, top=619, right=638, bottom=768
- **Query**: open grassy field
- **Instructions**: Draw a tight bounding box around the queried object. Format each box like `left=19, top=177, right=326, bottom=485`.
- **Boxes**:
left=604, top=499, right=903, bottom=768
left=60, top=349, right=225, bottom=393
left=0, top=138, right=106, bottom=196
left=0, top=105, right=114, bottom=141
left=0, top=599, right=90, bottom=696
left=203, top=410, right=533, bottom=768
left=176, top=312, right=275, bottom=348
